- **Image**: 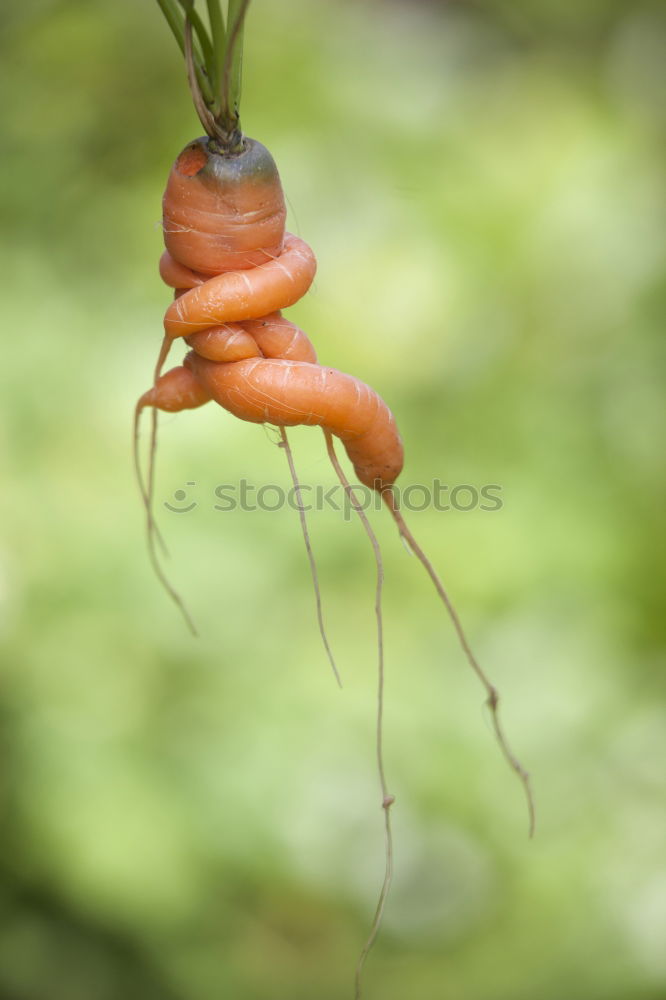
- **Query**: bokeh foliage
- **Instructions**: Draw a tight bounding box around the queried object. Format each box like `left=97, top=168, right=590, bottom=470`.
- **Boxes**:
left=1, top=1, right=665, bottom=998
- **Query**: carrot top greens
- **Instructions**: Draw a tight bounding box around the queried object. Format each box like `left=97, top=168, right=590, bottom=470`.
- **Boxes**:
left=156, top=0, right=251, bottom=152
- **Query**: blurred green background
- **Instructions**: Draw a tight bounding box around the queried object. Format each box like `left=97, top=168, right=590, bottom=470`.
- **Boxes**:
left=1, top=1, right=665, bottom=997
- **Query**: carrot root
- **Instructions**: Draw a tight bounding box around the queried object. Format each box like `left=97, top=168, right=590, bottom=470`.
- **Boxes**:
left=133, top=400, right=168, bottom=559
left=382, top=488, right=535, bottom=838
left=278, top=426, right=341, bottom=688
left=324, top=431, right=394, bottom=999
left=133, top=335, right=198, bottom=637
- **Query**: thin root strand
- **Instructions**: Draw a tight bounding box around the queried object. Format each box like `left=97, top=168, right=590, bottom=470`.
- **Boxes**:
left=383, top=487, right=535, bottom=838
left=134, top=335, right=198, bottom=637
left=278, top=426, right=341, bottom=687
left=323, top=431, right=394, bottom=1000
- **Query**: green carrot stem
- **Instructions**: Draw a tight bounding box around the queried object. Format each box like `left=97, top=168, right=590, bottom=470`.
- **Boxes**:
left=206, top=0, right=226, bottom=95
left=222, top=0, right=250, bottom=125
left=157, top=0, right=215, bottom=106
left=176, top=0, right=217, bottom=92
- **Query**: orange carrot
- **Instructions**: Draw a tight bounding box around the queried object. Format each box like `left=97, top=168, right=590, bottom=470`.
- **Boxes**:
left=134, top=126, right=534, bottom=995
left=138, top=3, right=534, bottom=993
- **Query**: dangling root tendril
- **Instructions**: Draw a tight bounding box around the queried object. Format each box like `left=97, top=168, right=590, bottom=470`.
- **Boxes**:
left=133, top=334, right=198, bottom=636
left=382, top=488, right=535, bottom=838
left=324, top=431, right=394, bottom=999
left=278, top=426, right=341, bottom=687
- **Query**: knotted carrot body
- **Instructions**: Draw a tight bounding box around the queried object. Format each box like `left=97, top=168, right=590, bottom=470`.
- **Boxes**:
left=162, top=232, right=317, bottom=336
left=139, top=135, right=404, bottom=491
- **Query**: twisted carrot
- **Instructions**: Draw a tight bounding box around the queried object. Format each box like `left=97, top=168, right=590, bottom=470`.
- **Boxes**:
left=135, top=131, right=534, bottom=1000
left=140, top=136, right=404, bottom=492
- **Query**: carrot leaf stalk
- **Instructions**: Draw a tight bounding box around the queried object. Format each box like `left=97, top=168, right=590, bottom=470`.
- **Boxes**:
left=156, top=0, right=215, bottom=104
left=205, top=0, right=226, bottom=94
left=157, top=0, right=252, bottom=153
left=221, top=0, right=250, bottom=138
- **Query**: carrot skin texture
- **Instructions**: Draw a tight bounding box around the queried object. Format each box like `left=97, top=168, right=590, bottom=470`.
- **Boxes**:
left=139, top=365, right=211, bottom=412
left=163, top=137, right=287, bottom=275
left=159, top=252, right=205, bottom=291
left=243, top=312, right=318, bottom=363
left=185, top=323, right=262, bottom=362
left=185, top=353, right=404, bottom=489
left=163, top=233, right=317, bottom=338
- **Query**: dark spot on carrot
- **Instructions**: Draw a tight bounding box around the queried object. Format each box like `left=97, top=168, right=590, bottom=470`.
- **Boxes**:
left=176, top=143, right=208, bottom=176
